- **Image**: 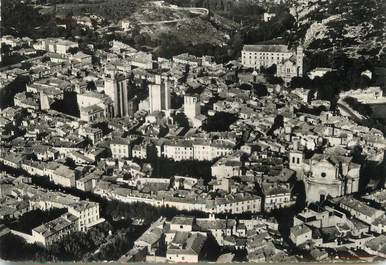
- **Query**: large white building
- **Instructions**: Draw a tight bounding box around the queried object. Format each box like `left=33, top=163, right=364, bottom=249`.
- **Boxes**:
left=163, top=140, right=194, bottom=161
left=67, top=201, right=104, bottom=232
left=33, top=38, right=78, bottom=55
left=241, top=44, right=304, bottom=81
left=161, top=139, right=235, bottom=162
left=49, top=164, right=76, bottom=188
left=149, top=75, right=171, bottom=113
left=31, top=201, right=104, bottom=246
left=55, top=40, right=79, bottom=54
left=104, top=73, right=130, bottom=117
left=213, top=194, right=262, bottom=214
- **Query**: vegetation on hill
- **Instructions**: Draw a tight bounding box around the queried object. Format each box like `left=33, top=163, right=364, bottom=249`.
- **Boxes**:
left=165, top=0, right=267, bottom=21
left=292, top=0, right=386, bottom=66
left=49, top=0, right=144, bottom=22
left=138, top=17, right=229, bottom=59
left=242, top=6, right=295, bottom=44
left=3, top=0, right=385, bottom=66
left=1, top=0, right=57, bottom=38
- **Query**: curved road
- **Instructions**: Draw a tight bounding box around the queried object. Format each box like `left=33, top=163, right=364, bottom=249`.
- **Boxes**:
left=140, top=1, right=209, bottom=25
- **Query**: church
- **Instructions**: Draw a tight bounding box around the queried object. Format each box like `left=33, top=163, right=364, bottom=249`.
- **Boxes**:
left=289, top=151, right=360, bottom=202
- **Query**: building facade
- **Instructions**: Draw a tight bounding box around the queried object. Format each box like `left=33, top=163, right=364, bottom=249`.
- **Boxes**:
left=32, top=213, right=78, bottom=247
left=184, top=95, right=200, bottom=120
left=67, top=201, right=104, bottom=232
left=241, top=45, right=303, bottom=81
left=305, top=154, right=360, bottom=202
left=104, top=73, right=130, bottom=117
left=149, top=75, right=171, bottom=113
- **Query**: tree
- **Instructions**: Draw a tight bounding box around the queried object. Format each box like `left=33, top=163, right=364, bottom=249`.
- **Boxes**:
left=68, top=47, right=80, bottom=55
left=203, top=112, right=238, bottom=132
left=228, top=31, right=243, bottom=58
left=41, top=56, right=51, bottom=63
left=2, top=0, right=52, bottom=37
left=86, top=81, right=96, bottom=91
left=266, top=75, right=284, bottom=85
left=202, top=233, right=221, bottom=261
left=50, top=232, right=94, bottom=261
left=252, top=83, right=268, bottom=97
left=289, top=76, right=312, bottom=90
left=21, top=61, right=32, bottom=70
left=267, top=114, right=284, bottom=136
left=169, top=175, right=176, bottom=189
left=1, top=44, right=12, bottom=55
left=171, top=94, right=184, bottom=109
left=0, top=233, right=50, bottom=261
left=261, top=64, right=277, bottom=75
left=64, top=157, right=76, bottom=169
left=174, top=112, right=190, bottom=128
left=178, top=178, right=185, bottom=189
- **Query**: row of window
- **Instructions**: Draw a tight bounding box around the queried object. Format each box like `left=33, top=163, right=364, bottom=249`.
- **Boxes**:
left=291, top=157, right=301, bottom=164
left=243, top=56, right=284, bottom=61
left=242, top=52, right=289, bottom=56
left=217, top=201, right=260, bottom=210
left=167, top=147, right=193, bottom=151
left=46, top=227, right=74, bottom=243
left=267, top=197, right=289, bottom=204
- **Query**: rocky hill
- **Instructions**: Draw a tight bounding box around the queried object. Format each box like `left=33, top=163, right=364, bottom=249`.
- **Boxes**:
left=291, top=0, right=386, bottom=64
left=3, top=0, right=384, bottom=66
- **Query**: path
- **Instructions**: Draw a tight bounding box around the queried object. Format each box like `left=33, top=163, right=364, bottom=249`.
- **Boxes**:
left=139, top=1, right=209, bottom=25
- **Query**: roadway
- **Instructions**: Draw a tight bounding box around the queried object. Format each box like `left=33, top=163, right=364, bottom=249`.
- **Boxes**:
left=139, top=1, right=209, bottom=25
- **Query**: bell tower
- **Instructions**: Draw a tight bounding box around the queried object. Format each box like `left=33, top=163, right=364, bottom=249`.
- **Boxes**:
left=289, top=150, right=304, bottom=179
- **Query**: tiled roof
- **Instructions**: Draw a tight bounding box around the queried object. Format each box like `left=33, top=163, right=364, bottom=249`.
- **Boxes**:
left=243, top=45, right=290, bottom=53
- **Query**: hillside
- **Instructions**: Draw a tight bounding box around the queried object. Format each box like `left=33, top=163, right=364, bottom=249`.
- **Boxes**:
left=291, top=0, right=386, bottom=65
left=2, top=0, right=384, bottom=66
left=45, top=0, right=144, bottom=21
left=130, top=16, right=232, bottom=59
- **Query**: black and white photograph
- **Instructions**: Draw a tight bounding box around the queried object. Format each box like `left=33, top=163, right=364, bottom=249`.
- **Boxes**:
left=0, top=0, right=385, bottom=263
